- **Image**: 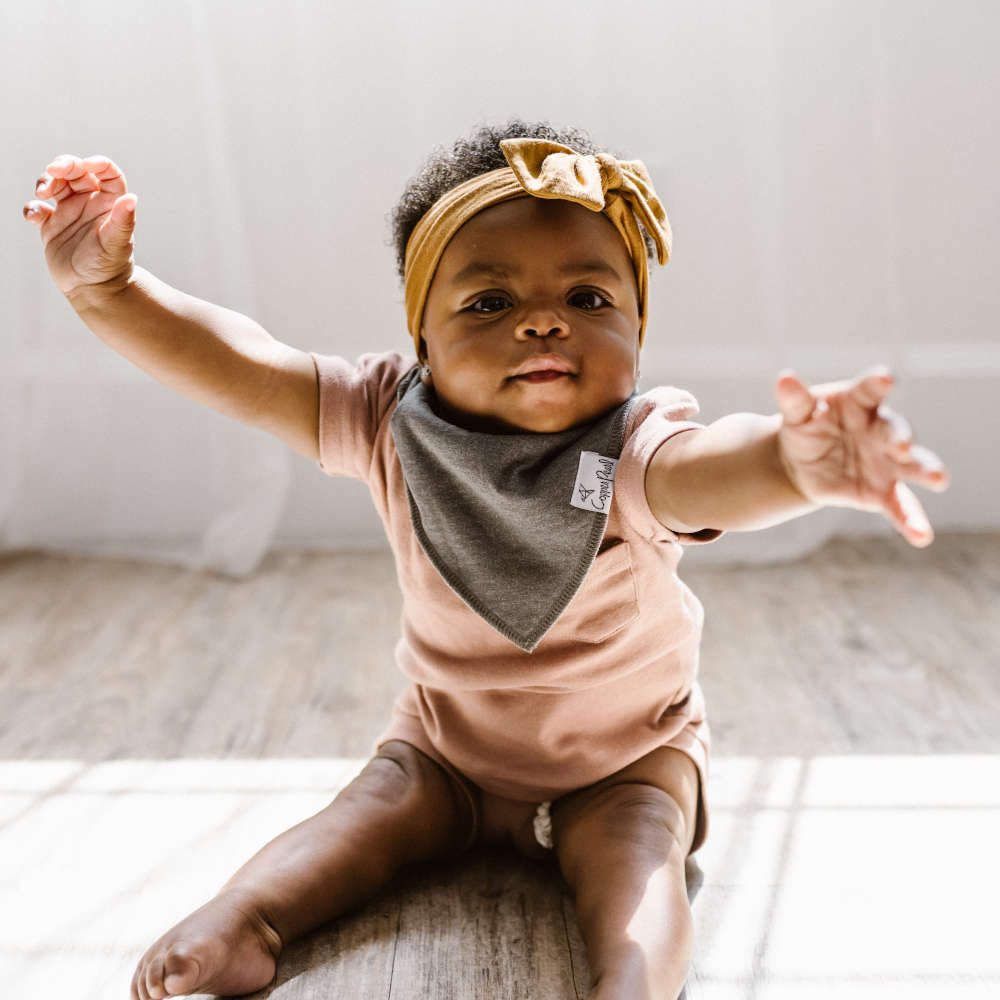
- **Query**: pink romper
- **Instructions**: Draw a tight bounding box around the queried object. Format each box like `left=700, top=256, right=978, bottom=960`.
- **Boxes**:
left=311, top=350, right=722, bottom=854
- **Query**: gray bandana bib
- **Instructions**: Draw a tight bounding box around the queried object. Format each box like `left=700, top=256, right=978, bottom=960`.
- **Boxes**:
left=390, top=367, right=636, bottom=652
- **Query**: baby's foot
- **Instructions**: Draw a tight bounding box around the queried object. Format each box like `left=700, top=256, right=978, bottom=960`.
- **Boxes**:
left=130, top=888, right=282, bottom=999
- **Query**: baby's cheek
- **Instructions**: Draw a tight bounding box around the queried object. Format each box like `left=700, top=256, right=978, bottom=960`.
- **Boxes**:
left=593, top=361, right=637, bottom=401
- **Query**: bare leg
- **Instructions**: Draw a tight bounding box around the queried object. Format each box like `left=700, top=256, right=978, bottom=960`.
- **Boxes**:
left=130, top=741, right=473, bottom=1000
left=551, top=748, right=700, bottom=1000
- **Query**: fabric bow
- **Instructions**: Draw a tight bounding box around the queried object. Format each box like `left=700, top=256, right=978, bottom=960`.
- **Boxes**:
left=498, top=138, right=671, bottom=266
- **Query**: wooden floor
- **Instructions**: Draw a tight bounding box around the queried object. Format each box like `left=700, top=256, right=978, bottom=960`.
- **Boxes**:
left=1, top=533, right=998, bottom=999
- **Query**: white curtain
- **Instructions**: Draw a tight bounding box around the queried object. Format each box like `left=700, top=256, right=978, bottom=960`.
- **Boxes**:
left=4, top=0, right=998, bottom=575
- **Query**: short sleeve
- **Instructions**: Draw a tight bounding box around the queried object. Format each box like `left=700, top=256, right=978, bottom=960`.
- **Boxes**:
left=614, top=385, right=724, bottom=545
left=309, top=350, right=416, bottom=481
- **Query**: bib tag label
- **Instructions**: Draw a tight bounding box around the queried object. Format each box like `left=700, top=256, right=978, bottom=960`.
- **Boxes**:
left=570, top=451, right=618, bottom=513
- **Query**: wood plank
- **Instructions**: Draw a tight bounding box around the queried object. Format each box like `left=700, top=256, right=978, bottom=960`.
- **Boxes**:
left=246, top=901, right=399, bottom=1000
left=387, top=847, right=582, bottom=1000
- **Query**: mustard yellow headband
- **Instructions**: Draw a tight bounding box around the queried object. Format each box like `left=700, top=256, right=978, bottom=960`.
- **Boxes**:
left=403, top=137, right=672, bottom=356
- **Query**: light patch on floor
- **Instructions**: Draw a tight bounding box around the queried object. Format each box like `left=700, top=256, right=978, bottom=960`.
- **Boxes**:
left=690, top=754, right=1000, bottom=998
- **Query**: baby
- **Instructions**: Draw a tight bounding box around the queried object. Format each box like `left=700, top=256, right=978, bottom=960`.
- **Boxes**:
left=24, top=119, right=949, bottom=1000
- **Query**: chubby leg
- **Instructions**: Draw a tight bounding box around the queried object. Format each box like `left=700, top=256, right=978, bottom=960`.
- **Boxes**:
left=551, top=747, right=701, bottom=1000
left=130, top=741, right=473, bottom=1000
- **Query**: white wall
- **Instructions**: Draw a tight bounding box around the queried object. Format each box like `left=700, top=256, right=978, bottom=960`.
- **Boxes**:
left=4, top=0, right=997, bottom=573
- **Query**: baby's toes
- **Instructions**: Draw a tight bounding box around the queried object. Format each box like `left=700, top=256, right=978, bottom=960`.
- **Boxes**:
left=142, top=951, right=170, bottom=999
left=131, top=957, right=152, bottom=1000
left=160, top=945, right=203, bottom=996
left=131, top=943, right=199, bottom=1000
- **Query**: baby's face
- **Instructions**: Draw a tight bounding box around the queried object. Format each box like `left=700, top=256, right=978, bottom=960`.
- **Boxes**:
left=420, top=198, right=642, bottom=433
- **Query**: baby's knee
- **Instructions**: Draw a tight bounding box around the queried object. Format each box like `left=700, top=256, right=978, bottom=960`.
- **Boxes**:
left=595, top=785, right=687, bottom=850
left=345, top=741, right=473, bottom=860
left=355, top=741, right=427, bottom=803
left=555, top=783, right=688, bottom=876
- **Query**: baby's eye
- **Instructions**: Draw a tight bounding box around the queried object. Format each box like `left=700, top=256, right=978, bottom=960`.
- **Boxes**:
left=571, top=290, right=610, bottom=310
left=468, top=290, right=609, bottom=314
left=469, top=294, right=511, bottom=314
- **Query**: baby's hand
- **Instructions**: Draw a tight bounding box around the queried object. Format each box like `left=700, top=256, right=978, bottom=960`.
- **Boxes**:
left=774, top=367, right=950, bottom=547
left=23, top=154, right=137, bottom=306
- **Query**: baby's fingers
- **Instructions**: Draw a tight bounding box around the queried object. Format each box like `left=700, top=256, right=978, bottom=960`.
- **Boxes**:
left=874, top=404, right=913, bottom=460
left=37, top=153, right=127, bottom=201
left=851, top=366, right=896, bottom=409
left=22, top=199, right=56, bottom=226
left=897, top=444, right=951, bottom=492
left=883, top=481, right=934, bottom=548
left=838, top=367, right=896, bottom=435
left=871, top=406, right=949, bottom=493
left=78, top=154, right=128, bottom=194
left=36, top=154, right=96, bottom=201
left=774, top=369, right=818, bottom=426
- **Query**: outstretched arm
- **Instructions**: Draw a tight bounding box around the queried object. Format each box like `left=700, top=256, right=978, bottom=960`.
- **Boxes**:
left=24, top=153, right=319, bottom=460
left=645, top=367, right=950, bottom=547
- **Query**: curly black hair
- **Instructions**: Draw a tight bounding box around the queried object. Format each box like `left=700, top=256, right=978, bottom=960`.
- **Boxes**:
left=386, top=117, right=658, bottom=287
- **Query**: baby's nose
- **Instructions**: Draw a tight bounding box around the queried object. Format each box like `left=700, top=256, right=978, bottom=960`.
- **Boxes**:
left=514, top=308, right=568, bottom=340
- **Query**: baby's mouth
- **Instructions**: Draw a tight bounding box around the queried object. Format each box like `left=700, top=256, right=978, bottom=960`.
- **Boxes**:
left=509, top=354, right=577, bottom=383
left=513, top=370, right=572, bottom=384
